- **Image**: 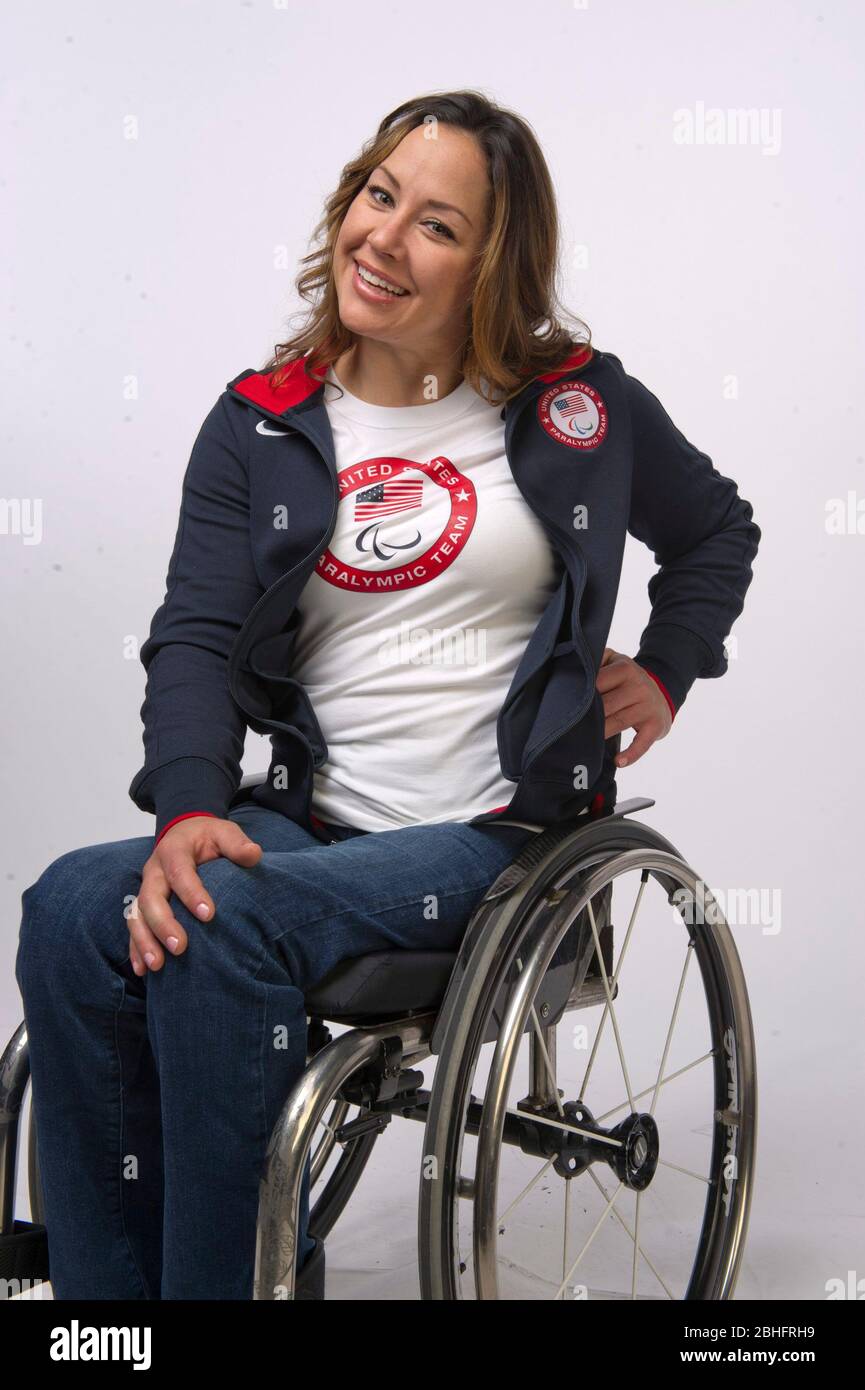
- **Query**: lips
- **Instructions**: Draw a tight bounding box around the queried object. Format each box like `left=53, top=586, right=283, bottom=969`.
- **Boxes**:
left=353, top=257, right=409, bottom=295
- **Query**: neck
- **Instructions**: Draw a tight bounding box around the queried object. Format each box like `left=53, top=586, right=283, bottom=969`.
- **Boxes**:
left=331, top=341, right=466, bottom=407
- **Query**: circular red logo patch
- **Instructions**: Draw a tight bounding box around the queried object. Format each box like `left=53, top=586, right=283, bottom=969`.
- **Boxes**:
left=537, top=380, right=608, bottom=450
left=317, top=454, right=477, bottom=592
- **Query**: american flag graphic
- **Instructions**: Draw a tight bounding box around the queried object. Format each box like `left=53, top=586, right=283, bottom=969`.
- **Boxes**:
left=553, top=392, right=588, bottom=421
left=354, top=478, right=424, bottom=520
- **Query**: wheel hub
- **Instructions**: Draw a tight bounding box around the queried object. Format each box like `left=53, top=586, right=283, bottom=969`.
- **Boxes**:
left=516, top=1099, right=660, bottom=1190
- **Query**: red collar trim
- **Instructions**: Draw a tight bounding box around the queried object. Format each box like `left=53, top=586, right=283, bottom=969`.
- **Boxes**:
left=535, top=343, right=593, bottom=382
left=229, top=343, right=593, bottom=416
left=230, top=356, right=326, bottom=414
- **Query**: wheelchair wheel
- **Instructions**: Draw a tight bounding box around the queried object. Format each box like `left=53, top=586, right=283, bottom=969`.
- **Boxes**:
left=307, top=1095, right=379, bottom=1242
left=302, top=1018, right=397, bottom=1244
left=419, top=818, right=756, bottom=1301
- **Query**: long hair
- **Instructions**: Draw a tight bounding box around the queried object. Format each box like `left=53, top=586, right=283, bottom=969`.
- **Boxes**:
left=262, top=90, right=592, bottom=407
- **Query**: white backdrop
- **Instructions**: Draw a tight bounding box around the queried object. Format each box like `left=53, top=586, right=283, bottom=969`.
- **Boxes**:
left=2, top=0, right=862, bottom=1301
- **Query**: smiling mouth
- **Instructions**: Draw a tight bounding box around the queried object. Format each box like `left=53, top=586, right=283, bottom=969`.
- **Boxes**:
left=353, top=258, right=410, bottom=297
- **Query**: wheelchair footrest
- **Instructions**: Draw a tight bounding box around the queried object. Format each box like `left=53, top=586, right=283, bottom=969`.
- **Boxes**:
left=0, top=1221, right=50, bottom=1293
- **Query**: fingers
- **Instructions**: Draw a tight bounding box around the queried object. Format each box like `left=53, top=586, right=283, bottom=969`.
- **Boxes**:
left=600, top=686, right=644, bottom=730
left=131, top=862, right=190, bottom=972
left=126, top=909, right=147, bottom=977
left=129, top=821, right=264, bottom=974
left=617, top=721, right=659, bottom=767
left=211, top=822, right=263, bottom=868
left=152, top=823, right=261, bottom=927
left=157, top=849, right=217, bottom=926
left=602, top=698, right=665, bottom=766
left=595, top=649, right=630, bottom=694
left=597, top=654, right=673, bottom=745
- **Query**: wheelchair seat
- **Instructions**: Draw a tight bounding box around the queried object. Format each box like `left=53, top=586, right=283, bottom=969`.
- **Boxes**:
left=301, top=812, right=601, bottom=1027
left=304, top=950, right=457, bottom=1023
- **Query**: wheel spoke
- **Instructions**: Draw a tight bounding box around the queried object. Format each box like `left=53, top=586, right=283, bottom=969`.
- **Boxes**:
left=458, top=1155, right=557, bottom=1276
left=553, top=1180, right=625, bottom=1300
left=596, top=1050, right=715, bottom=1124
left=495, top=1155, right=557, bottom=1229
left=504, top=1105, right=623, bottom=1149
left=580, top=874, right=648, bottom=1098
left=649, top=940, right=695, bottom=1117
left=584, top=897, right=636, bottom=1112
left=655, top=1156, right=711, bottom=1184
left=585, top=1166, right=677, bottom=1299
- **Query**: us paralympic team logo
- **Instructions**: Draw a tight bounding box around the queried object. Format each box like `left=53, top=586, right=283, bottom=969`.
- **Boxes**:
left=537, top=380, right=608, bottom=450
left=317, top=454, right=478, bottom=592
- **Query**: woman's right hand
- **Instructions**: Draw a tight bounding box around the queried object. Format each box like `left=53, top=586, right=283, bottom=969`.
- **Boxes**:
left=128, top=816, right=263, bottom=975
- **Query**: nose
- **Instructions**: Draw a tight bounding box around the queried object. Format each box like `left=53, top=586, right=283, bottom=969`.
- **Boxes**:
left=365, top=211, right=410, bottom=260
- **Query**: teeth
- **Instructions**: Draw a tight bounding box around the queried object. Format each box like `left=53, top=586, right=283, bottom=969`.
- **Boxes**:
left=357, top=263, right=407, bottom=295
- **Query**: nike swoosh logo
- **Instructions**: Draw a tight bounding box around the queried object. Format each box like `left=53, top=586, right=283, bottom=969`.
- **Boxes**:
left=256, top=419, right=292, bottom=436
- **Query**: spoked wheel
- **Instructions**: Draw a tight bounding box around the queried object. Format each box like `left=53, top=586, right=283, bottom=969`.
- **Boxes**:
left=419, top=820, right=756, bottom=1300
left=303, top=1023, right=382, bottom=1242
left=307, top=1094, right=379, bottom=1241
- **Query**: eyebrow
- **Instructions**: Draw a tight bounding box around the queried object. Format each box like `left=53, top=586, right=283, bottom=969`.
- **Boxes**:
left=371, top=164, right=473, bottom=228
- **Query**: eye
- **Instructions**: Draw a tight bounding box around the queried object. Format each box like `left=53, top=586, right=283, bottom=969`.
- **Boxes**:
left=425, top=217, right=455, bottom=241
left=366, top=183, right=456, bottom=240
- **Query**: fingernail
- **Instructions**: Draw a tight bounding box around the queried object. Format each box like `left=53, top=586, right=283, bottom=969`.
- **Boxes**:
left=166, top=936, right=179, bottom=953
left=144, top=952, right=156, bottom=968
left=195, top=903, right=211, bottom=920
left=131, top=958, right=143, bottom=976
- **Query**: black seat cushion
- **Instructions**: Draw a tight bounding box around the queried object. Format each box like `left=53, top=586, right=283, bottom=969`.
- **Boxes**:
left=304, top=950, right=458, bottom=1022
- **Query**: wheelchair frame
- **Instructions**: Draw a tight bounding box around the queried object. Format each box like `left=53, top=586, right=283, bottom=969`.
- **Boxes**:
left=1, top=789, right=757, bottom=1301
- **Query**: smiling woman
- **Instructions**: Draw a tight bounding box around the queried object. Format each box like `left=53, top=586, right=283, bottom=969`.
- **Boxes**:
left=12, top=86, right=760, bottom=1307
left=263, top=90, right=592, bottom=408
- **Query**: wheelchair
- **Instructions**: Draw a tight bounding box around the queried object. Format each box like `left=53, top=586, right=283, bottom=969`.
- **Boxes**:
left=1, top=775, right=756, bottom=1301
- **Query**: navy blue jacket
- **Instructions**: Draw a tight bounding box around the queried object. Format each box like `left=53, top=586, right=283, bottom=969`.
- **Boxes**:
left=128, top=345, right=761, bottom=842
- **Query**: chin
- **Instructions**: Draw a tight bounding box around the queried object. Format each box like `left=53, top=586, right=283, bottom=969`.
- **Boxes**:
left=336, top=301, right=373, bottom=337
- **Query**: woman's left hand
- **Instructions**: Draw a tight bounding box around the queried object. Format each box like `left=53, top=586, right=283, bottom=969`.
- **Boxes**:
left=595, top=646, right=674, bottom=768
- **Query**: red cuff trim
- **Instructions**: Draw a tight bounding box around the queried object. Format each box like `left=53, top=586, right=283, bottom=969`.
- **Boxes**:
left=155, top=811, right=218, bottom=846
left=641, top=668, right=676, bottom=721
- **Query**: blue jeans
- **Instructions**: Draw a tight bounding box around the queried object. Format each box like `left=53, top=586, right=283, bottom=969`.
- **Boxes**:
left=14, top=800, right=537, bottom=1300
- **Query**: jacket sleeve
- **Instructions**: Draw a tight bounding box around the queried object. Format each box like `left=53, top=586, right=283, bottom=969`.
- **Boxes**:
left=618, top=360, right=761, bottom=713
left=128, top=392, right=264, bottom=838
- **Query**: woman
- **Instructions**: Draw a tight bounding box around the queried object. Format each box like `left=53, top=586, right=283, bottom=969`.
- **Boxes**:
left=15, top=91, right=760, bottom=1301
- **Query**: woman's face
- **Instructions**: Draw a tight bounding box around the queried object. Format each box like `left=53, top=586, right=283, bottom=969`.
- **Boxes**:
left=333, top=123, right=490, bottom=356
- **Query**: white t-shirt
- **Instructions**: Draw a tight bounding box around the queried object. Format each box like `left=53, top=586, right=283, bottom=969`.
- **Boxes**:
left=291, top=364, right=559, bottom=830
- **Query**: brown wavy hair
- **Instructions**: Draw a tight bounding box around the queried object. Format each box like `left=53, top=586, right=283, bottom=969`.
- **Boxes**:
left=261, top=89, right=593, bottom=408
